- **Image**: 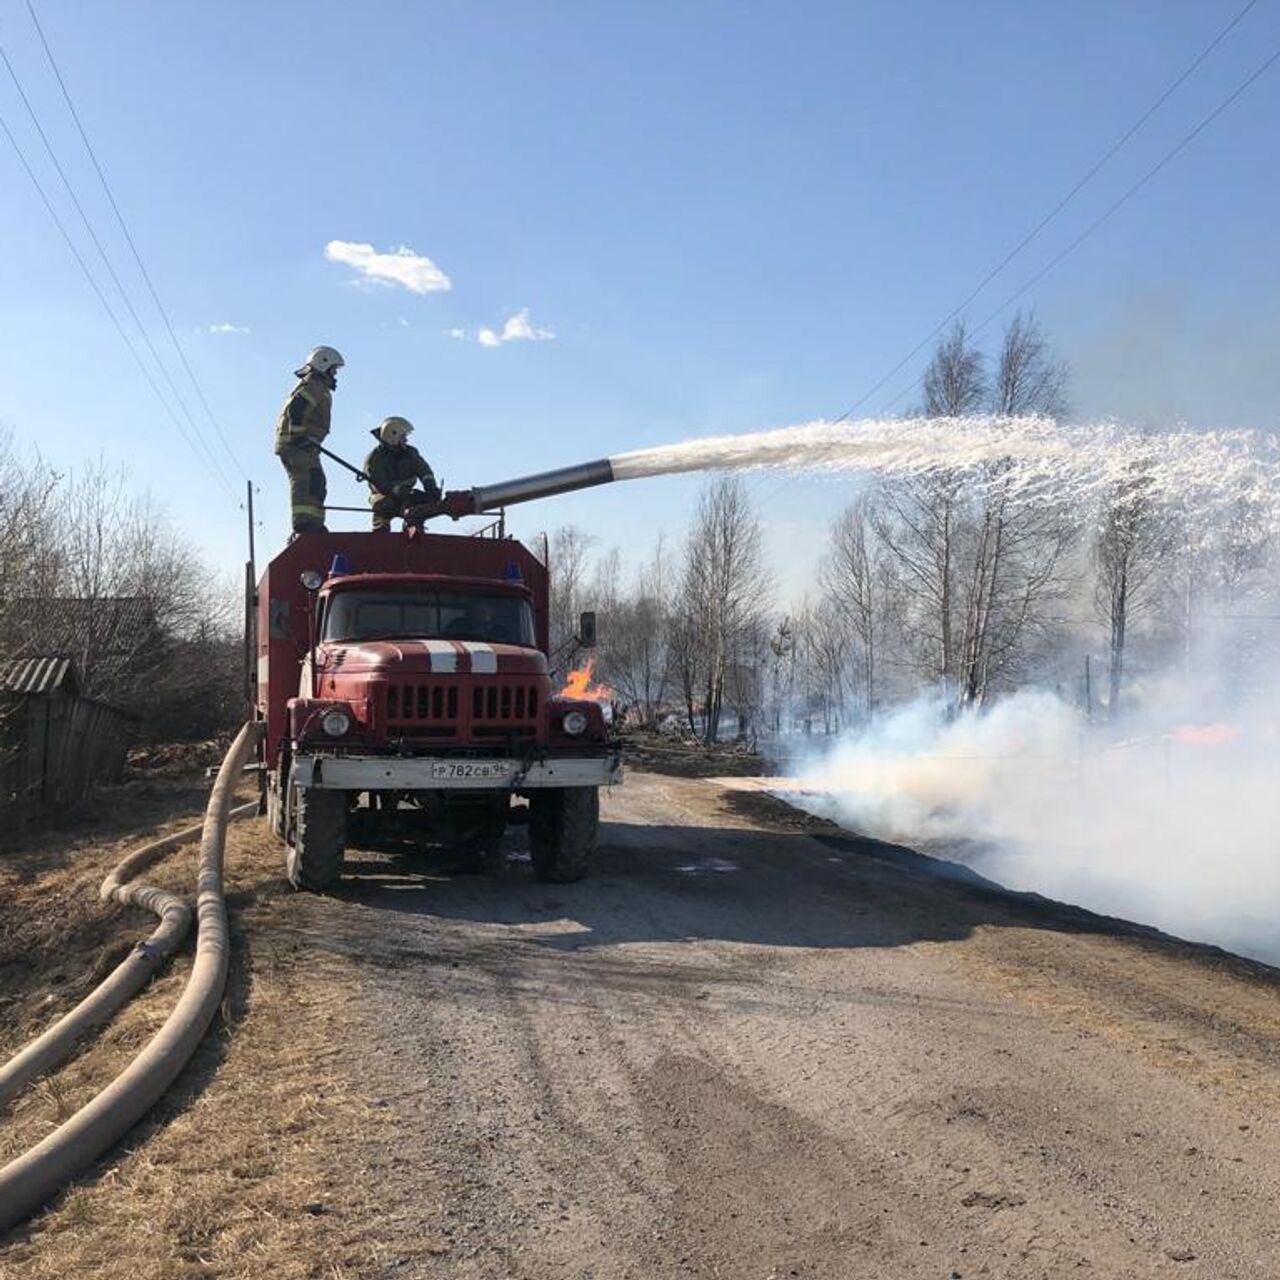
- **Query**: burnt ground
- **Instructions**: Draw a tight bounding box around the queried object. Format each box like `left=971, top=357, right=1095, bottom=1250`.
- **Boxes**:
left=4, top=767, right=1280, bottom=1278
left=617, top=726, right=766, bottom=779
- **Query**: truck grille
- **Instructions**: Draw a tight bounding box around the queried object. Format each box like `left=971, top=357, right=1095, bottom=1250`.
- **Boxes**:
left=472, top=685, right=538, bottom=721
left=387, top=683, right=459, bottom=722
left=384, top=682, right=540, bottom=734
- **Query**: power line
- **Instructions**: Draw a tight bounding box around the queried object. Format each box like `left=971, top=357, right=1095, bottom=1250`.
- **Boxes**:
left=23, top=0, right=249, bottom=484
left=833, top=0, right=1263, bottom=426
left=748, top=6, right=1274, bottom=517
left=0, top=109, right=239, bottom=501
left=874, top=38, right=1280, bottom=417
left=0, top=41, right=235, bottom=495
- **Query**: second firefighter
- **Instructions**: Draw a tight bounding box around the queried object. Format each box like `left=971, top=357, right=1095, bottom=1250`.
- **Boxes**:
left=364, top=417, right=440, bottom=531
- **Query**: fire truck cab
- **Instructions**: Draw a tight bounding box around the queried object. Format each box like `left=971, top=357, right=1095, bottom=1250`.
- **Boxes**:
left=255, top=531, right=621, bottom=890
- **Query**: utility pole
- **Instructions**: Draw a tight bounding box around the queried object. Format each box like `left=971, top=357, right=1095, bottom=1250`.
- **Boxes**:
left=243, top=481, right=257, bottom=717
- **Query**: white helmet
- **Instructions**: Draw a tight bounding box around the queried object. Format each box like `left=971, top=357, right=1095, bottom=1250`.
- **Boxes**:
left=378, top=416, right=414, bottom=447
left=302, top=345, right=345, bottom=375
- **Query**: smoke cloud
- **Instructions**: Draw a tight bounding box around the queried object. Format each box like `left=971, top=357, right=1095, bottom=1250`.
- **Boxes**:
left=792, top=688, right=1280, bottom=966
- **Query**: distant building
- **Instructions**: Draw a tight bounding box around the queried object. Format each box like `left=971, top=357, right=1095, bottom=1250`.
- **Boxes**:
left=0, top=656, right=133, bottom=820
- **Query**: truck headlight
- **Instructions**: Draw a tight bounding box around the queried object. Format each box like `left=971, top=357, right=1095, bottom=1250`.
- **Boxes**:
left=562, top=710, right=588, bottom=736
left=321, top=708, right=352, bottom=737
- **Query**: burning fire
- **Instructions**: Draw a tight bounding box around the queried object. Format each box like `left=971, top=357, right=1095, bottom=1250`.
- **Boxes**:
left=559, top=657, right=614, bottom=703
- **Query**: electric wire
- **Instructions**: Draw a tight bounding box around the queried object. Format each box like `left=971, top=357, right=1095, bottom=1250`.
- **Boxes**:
left=873, top=38, right=1280, bottom=418
left=24, top=0, right=248, bottom=483
left=834, top=0, right=1262, bottom=425
left=748, top=11, right=1277, bottom=517
left=0, top=40, right=236, bottom=496
left=0, top=110, right=239, bottom=501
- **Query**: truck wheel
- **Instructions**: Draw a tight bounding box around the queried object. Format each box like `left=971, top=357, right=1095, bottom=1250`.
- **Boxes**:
left=528, top=787, right=598, bottom=883
left=287, top=787, right=347, bottom=891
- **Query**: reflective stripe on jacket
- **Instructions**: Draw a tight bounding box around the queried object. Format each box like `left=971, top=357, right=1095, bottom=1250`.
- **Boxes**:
left=274, top=373, right=332, bottom=453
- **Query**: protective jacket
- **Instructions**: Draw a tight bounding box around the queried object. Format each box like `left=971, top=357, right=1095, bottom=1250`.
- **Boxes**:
left=363, top=436, right=439, bottom=502
left=274, top=372, right=332, bottom=454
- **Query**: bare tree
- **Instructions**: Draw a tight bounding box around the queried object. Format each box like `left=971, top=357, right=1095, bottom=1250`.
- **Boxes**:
left=875, top=321, right=989, bottom=692
left=766, top=616, right=797, bottom=734
left=923, top=320, right=987, bottom=417
left=877, top=316, right=1074, bottom=709
left=547, top=524, right=597, bottom=658
left=796, top=599, right=849, bottom=734
left=1, top=446, right=240, bottom=737
left=1094, top=469, right=1168, bottom=719
left=599, top=538, right=674, bottom=725
left=666, top=606, right=704, bottom=736
left=0, top=429, right=60, bottom=625
left=820, top=495, right=888, bottom=719
left=678, top=477, right=771, bottom=744
left=989, top=310, right=1068, bottom=420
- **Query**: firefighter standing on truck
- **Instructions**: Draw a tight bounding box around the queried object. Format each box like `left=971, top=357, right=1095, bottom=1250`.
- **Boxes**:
left=275, top=345, right=344, bottom=534
left=364, top=416, right=440, bottom=531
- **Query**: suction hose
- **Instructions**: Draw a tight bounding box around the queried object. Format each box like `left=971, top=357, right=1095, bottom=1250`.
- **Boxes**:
left=0, top=722, right=261, bottom=1233
left=0, top=801, right=257, bottom=1112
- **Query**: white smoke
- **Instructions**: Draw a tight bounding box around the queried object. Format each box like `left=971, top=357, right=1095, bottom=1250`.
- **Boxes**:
left=792, top=689, right=1280, bottom=966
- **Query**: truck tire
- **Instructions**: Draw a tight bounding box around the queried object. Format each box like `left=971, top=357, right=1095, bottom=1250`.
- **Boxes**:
left=287, top=787, right=347, bottom=891
left=528, top=787, right=598, bottom=883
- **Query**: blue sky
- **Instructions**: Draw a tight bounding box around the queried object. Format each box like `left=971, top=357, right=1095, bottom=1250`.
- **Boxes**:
left=1, top=1, right=1277, bottom=598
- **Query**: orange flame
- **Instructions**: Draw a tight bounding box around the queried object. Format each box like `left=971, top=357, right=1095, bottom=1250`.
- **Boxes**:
left=559, top=656, right=614, bottom=703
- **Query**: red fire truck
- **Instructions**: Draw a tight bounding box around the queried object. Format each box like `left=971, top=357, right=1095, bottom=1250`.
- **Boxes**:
left=255, top=528, right=620, bottom=890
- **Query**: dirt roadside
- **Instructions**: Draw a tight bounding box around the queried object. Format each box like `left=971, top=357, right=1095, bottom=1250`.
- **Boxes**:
left=3, top=767, right=1280, bottom=1278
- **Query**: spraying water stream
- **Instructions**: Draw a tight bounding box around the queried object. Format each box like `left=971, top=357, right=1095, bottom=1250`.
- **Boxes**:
left=610, top=415, right=1280, bottom=529
left=619, top=415, right=1280, bottom=965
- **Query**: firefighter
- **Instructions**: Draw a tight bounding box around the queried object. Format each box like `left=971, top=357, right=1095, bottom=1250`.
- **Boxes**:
left=274, top=345, right=344, bottom=534
left=364, top=416, right=440, bottom=531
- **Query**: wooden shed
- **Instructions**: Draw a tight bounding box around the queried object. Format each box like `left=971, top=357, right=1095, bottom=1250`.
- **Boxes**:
left=0, top=657, right=133, bottom=819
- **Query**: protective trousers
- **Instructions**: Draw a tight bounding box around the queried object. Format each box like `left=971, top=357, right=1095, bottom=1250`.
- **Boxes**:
left=278, top=443, right=327, bottom=533
left=370, top=495, right=399, bottom=532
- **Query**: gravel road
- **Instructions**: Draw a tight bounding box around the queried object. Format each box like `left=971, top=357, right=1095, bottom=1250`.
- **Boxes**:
left=253, top=769, right=1280, bottom=1279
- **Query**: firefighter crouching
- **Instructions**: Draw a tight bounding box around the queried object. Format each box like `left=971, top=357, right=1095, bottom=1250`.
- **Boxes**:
left=364, top=417, right=440, bottom=531
left=275, top=345, right=344, bottom=534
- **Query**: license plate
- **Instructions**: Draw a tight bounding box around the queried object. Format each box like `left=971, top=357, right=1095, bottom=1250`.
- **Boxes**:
left=430, top=761, right=514, bottom=781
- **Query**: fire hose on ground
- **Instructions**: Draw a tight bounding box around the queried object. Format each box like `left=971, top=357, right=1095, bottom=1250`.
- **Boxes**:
left=0, top=721, right=262, bottom=1233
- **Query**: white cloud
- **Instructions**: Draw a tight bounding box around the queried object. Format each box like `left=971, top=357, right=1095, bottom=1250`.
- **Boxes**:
left=324, top=240, right=452, bottom=294
left=446, top=327, right=468, bottom=340
left=460, top=308, right=556, bottom=348
left=499, top=308, right=555, bottom=343
left=207, top=322, right=250, bottom=334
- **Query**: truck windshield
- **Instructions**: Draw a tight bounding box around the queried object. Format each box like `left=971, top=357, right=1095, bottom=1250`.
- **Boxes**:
left=322, top=590, right=535, bottom=646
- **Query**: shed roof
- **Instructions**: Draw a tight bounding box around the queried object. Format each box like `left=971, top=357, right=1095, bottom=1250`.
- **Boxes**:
left=0, top=656, right=80, bottom=696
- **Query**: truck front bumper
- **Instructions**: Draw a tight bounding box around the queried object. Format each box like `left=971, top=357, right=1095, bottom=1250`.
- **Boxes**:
left=290, top=752, right=622, bottom=792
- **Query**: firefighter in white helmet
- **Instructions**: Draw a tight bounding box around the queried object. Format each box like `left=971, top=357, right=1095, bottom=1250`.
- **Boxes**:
left=363, top=416, right=440, bottom=532
left=274, top=345, right=344, bottom=534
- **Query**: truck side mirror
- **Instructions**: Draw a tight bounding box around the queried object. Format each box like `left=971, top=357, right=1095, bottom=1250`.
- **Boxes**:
left=577, top=611, right=597, bottom=648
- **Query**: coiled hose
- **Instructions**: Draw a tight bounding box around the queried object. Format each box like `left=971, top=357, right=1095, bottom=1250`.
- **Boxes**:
left=0, top=722, right=262, bottom=1232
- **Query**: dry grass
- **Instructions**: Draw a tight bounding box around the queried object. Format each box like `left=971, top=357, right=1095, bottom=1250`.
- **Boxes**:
left=0, top=781, right=396, bottom=1279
